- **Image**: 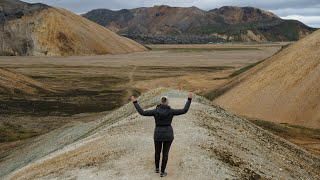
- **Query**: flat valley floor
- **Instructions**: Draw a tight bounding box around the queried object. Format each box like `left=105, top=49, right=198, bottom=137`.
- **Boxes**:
left=1, top=43, right=319, bottom=157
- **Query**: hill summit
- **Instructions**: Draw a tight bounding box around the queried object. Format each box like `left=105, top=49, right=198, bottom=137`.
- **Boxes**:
left=210, top=6, right=280, bottom=23
left=0, top=0, right=146, bottom=56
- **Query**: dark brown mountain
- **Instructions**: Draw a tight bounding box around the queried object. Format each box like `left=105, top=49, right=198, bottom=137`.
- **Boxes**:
left=0, top=0, right=146, bottom=56
left=210, top=6, right=279, bottom=23
left=83, top=5, right=316, bottom=43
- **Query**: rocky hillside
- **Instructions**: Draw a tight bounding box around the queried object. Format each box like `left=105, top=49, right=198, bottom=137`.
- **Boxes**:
left=0, top=89, right=319, bottom=179
left=83, top=5, right=316, bottom=43
left=214, top=29, right=320, bottom=129
left=0, top=0, right=146, bottom=56
left=210, top=6, right=279, bottom=23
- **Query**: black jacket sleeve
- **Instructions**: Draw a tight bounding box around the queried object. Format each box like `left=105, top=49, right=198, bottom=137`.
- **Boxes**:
left=133, top=101, right=155, bottom=116
left=171, top=98, right=192, bottom=116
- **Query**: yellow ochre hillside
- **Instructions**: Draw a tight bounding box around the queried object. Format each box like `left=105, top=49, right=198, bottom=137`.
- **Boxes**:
left=0, top=0, right=146, bottom=56
left=215, top=30, right=320, bottom=129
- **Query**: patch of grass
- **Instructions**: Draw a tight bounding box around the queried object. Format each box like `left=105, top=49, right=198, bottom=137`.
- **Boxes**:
left=0, top=88, right=126, bottom=116
left=250, top=119, right=320, bottom=140
left=139, top=66, right=233, bottom=71
left=229, top=59, right=265, bottom=77
left=0, top=122, right=40, bottom=143
left=250, top=119, right=289, bottom=134
left=250, top=119, right=320, bottom=155
left=154, top=47, right=260, bottom=52
left=195, top=19, right=283, bottom=36
left=276, top=20, right=301, bottom=41
left=132, top=66, right=233, bottom=81
left=0, top=52, right=16, bottom=56
left=211, top=148, right=244, bottom=167
left=143, top=45, right=152, bottom=50
left=204, top=80, right=238, bottom=100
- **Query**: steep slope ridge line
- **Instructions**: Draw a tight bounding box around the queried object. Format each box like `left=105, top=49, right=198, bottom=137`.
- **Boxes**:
left=0, top=0, right=146, bottom=56
left=1, top=89, right=319, bottom=179
left=214, top=29, right=320, bottom=129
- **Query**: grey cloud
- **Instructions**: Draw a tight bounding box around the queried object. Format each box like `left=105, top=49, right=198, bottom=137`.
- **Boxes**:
left=271, top=8, right=320, bottom=16
left=281, top=15, right=320, bottom=28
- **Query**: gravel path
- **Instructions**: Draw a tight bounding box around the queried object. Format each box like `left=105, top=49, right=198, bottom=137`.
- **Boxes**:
left=2, top=89, right=320, bottom=179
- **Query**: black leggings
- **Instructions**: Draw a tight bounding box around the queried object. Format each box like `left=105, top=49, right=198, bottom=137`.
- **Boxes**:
left=154, top=140, right=173, bottom=173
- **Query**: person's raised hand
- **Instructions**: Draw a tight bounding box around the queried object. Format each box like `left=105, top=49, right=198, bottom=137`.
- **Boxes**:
left=188, top=92, right=193, bottom=99
left=131, top=96, right=137, bottom=102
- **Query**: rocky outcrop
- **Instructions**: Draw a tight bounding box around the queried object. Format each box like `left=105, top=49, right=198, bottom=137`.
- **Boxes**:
left=0, top=0, right=48, bottom=23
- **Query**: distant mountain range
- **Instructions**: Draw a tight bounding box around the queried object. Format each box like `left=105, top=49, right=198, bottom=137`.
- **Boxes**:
left=83, top=5, right=317, bottom=43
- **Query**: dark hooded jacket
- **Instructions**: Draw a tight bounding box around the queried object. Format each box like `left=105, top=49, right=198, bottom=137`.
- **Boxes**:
left=133, top=98, right=192, bottom=141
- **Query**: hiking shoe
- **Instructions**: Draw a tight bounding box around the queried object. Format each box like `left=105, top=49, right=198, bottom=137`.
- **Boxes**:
left=155, top=168, right=159, bottom=173
left=160, top=172, right=167, bottom=177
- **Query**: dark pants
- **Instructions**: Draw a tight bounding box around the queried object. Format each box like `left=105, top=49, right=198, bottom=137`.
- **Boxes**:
left=154, top=140, right=173, bottom=173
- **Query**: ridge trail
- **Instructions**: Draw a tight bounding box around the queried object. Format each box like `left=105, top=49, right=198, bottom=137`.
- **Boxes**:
left=2, top=90, right=319, bottom=179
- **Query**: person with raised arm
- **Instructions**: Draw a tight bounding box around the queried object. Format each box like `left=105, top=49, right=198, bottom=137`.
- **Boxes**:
left=131, top=92, right=193, bottom=177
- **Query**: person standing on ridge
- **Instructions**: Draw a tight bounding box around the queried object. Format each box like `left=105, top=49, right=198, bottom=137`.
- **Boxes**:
left=131, top=92, right=193, bottom=177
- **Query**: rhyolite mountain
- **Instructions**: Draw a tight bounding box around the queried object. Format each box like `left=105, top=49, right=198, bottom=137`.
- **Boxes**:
left=83, top=5, right=316, bottom=43
left=214, top=29, right=320, bottom=129
left=0, top=0, right=146, bottom=56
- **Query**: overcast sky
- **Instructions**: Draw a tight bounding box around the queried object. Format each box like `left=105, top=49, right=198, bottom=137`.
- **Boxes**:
left=24, top=0, right=320, bottom=28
